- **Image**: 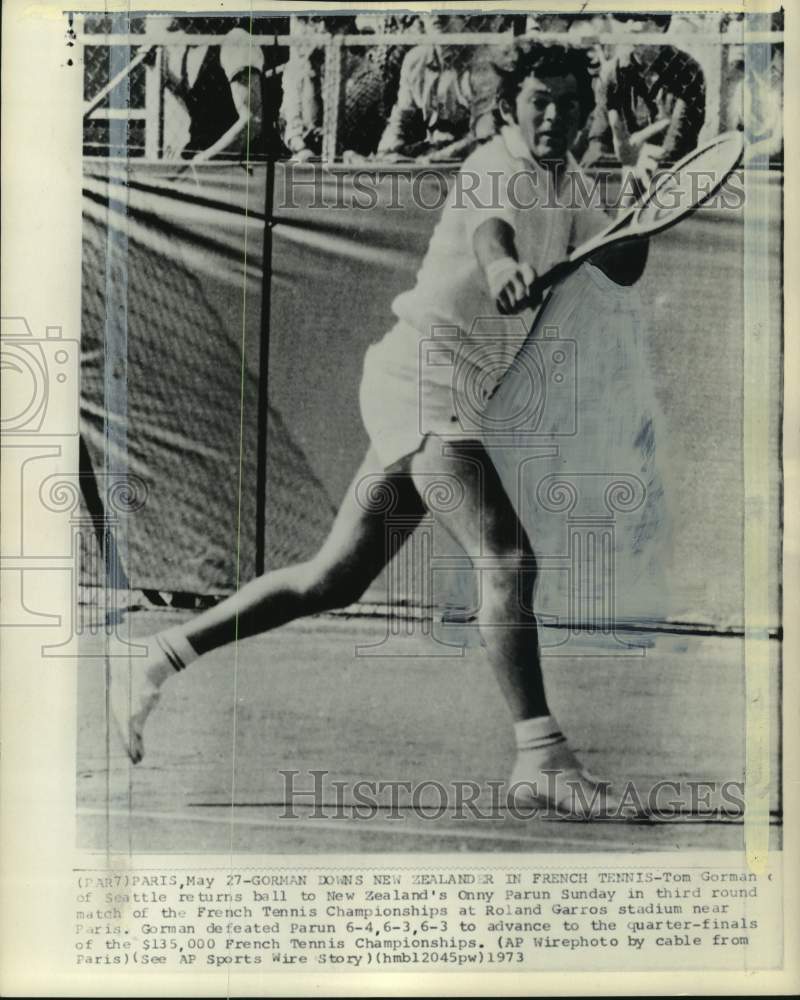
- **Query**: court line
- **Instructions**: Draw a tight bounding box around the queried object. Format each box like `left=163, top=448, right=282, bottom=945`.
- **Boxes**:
left=77, top=594, right=782, bottom=641
left=78, top=807, right=654, bottom=850
left=184, top=802, right=782, bottom=827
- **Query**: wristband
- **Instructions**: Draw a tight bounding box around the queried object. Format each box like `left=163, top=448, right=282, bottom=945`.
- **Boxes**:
left=485, top=256, right=519, bottom=286
left=485, top=256, right=520, bottom=298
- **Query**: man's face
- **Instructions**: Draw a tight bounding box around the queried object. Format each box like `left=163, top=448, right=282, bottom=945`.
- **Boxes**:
left=509, top=74, right=584, bottom=162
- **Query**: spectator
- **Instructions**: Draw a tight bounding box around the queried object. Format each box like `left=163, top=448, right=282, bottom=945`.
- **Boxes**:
left=524, top=14, right=576, bottom=35
left=376, top=14, right=498, bottom=162
left=724, top=11, right=783, bottom=162
left=356, top=12, right=422, bottom=36
left=567, top=13, right=612, bottom=77
left=468, top=12, right=525, bottom=35
left=581, top=13, right=705, bottom=168
left=280, top=15, right=409, bottom=161
left=565, top=14, right=613, bottom=162
left=669, top=11, right=726, bottom=34
left=159, top=19, right=278, bottom=161
left=727, top=49, right=783, bottom=162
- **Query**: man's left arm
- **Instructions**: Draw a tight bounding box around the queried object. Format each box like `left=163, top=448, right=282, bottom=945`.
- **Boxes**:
left=660, top=53, right=706, bottom=161
left=583, top=112, right=654, bottom=286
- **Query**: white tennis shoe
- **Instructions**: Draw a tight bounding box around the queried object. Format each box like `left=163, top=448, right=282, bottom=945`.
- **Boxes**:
left=508, top=745, right=646, bottom=820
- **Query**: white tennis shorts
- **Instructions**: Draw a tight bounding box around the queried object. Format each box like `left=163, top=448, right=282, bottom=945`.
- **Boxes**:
left=359, top=262, right=673, bottom=623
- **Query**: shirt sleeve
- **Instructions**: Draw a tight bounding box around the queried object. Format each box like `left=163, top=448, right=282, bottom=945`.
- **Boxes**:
left=460, top=142, right=518, bottom=243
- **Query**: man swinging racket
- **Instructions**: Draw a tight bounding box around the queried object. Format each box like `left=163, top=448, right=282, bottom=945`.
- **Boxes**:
left=109, top=41, right=668, bottom=819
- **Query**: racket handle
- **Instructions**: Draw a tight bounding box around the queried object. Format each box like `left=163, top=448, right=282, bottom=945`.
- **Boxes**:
left=518, top=258, right=577, bottom=310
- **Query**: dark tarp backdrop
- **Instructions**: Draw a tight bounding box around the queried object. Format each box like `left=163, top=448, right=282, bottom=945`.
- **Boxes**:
left=80, top=162, right=781, bottom=633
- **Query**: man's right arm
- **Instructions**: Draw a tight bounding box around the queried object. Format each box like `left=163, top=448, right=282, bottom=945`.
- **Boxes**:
left=473, top=218, right=537, bottom=315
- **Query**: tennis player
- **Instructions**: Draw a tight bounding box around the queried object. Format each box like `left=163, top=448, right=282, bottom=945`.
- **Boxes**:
left=111, top=42, right=660, bottom=818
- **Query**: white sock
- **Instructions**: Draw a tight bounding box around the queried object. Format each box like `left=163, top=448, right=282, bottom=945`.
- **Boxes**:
left=513, top=715, right=583, bottom=772
left=514, top=715, right=566, bottom=752
left=146, top=627, right=198, bottom=686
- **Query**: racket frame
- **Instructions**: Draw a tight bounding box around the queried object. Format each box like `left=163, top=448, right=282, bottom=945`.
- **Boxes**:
left=531, top=130, right=745, bottom=296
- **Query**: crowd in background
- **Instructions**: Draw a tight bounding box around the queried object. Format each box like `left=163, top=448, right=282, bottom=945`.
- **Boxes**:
left=82, top=11, right=784, bottom=166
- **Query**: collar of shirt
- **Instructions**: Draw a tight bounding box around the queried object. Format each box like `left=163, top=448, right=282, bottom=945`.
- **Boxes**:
left=500, top=124, right=581, bottom=179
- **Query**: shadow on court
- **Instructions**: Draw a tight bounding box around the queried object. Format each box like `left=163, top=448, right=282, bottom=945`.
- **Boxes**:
left=77, top=611, right=781, bottom=854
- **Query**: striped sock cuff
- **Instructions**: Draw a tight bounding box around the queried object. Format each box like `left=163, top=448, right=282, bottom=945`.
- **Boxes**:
left=155, top=635, right=185, bottom=672
left=156, top=630, right=198, bottom=673
left=518, top=733, right=568, bottom=752
left=514, top=714, right=566, bottom=752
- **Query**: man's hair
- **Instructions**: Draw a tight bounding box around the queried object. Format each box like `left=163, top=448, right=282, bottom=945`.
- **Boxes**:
left=491, top=42, right=595, bottom=124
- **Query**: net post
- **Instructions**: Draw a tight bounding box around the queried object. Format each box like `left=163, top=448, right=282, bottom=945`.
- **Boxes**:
left=102, top=11, right=132, bottom=595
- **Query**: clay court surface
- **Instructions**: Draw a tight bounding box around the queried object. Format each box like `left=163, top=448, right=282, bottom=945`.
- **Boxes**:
left=76, top=610, right=781, bottom=855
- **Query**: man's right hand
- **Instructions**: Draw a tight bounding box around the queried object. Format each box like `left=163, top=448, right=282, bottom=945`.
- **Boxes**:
left=486, top=258, right=538, bottom=315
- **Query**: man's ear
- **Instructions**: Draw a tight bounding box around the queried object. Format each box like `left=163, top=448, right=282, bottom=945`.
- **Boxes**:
left=497, top=97, right=516, bottom=127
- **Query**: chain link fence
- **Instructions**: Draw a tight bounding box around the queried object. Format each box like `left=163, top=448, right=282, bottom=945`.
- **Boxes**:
left=81, top=12, right=783, bottom=166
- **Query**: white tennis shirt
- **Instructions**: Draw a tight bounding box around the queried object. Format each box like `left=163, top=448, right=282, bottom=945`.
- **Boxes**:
left=391, top=124, right=612, bottom=337
left=360, top=124, right=618, bottom=467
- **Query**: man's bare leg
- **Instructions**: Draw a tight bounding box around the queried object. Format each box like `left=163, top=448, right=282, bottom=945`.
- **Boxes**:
left=109, top=449, right=425, bottom=762
left=409, top=436, right=631, bottom=818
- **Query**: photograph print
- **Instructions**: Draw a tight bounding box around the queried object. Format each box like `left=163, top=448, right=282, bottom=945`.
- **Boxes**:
left=72, top=6, right=784, bottom=856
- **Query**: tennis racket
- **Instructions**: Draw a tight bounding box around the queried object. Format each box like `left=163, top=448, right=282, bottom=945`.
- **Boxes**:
left=527, top=130, right=745, bottom=298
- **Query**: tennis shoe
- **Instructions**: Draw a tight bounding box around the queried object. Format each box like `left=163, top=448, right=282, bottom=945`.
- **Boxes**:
left=508, top=746, right=648, bottom=821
